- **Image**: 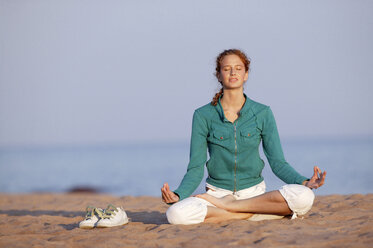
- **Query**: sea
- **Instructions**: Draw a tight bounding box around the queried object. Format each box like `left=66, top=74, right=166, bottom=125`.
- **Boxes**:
left=1, top=138, right=372, bottom=196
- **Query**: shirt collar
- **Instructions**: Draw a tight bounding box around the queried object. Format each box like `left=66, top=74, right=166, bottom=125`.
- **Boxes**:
left=215, top=93, right=253, bottom=122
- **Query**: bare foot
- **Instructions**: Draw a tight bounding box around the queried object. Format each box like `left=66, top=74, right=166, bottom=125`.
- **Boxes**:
left=195, top=193, right=236, bottom=210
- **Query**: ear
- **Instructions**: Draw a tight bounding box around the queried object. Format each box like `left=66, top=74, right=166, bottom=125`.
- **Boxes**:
left=244, top=71, right=249, bottom=81
left=217, top=72, right=222, bottom=83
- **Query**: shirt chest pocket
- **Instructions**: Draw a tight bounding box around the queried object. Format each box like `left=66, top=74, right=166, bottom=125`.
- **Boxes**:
left=207, top=130, right=232, bottom=148
left=240, top=127, right=261, bottom=146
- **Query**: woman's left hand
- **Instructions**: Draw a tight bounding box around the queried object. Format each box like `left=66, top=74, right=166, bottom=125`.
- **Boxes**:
left=304, top=166, right=326, bottom=189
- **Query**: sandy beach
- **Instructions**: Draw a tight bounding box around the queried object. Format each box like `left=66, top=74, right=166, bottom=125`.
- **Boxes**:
left=0, top=193, right=372, bottom=248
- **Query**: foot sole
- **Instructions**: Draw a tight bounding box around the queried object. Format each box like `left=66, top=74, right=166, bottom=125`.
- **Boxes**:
left=248, top=214, right=285, bottom=221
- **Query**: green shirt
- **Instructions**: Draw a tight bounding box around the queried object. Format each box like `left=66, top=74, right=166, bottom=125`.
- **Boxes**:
left=174, top=95, right=308, bottom=201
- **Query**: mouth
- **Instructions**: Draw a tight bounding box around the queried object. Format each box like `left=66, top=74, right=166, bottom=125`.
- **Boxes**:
left=229, top=78, right=238, bottom=82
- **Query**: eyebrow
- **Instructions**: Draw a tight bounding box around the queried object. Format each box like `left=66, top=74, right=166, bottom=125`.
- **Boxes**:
left=222, top=65, right=243, bottom=68
left=223, top=65, right=243, bottom=67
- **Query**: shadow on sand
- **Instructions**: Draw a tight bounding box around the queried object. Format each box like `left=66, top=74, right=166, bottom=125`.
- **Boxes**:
left=0, top=209, right=168, bottom=226
left=126, top=210, right=168, bottom=225
left=0, top=209, right=85, bottom=217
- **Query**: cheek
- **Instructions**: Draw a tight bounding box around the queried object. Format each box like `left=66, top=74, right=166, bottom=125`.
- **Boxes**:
left=221, top=73, right=229, bottom=80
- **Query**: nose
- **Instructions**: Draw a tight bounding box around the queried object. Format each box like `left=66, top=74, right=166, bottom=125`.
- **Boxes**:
left=230, top=69, right=237, bottom=75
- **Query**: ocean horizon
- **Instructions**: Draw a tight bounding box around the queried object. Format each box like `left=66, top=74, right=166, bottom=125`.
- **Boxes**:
left=1, top=137, right=372, bottom=197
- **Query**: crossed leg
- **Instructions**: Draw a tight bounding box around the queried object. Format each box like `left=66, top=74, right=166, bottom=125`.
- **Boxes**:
left=201, top=190, right=292, bottom=223
left=204, top=206, right=254, bottom=223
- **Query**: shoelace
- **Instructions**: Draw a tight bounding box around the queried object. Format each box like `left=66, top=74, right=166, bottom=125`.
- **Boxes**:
left=94, top=208, right=104, bottom=219
left=102, top=204, right=118, bottom=219
left=84, top=206, right=95, bottom=220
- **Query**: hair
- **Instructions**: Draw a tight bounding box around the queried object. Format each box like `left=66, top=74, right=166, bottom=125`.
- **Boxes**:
left=211, top=49, right=251, bottom=106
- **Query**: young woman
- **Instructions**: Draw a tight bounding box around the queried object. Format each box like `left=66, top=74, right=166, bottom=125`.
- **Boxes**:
left=161, top=49, right=326, bottom=224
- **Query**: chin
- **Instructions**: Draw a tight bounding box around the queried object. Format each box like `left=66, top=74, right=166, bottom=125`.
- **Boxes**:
left=223, top=84, right=244, bottom=90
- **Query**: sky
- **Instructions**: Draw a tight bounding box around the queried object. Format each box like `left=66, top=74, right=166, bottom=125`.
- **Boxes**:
left=0, top=0, right=372, bottom=148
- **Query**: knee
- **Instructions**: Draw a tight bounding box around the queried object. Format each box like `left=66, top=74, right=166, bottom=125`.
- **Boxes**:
left=296, top=186, right=315, bottom=214
left=166, top=197, right=208, bottom=225
left=279, top=184, right=315, bottom=216
left=166, top=204, right=187, bottom=225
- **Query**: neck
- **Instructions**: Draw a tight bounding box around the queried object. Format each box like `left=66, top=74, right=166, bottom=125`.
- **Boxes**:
left=220, top=88, right=245, bottom=109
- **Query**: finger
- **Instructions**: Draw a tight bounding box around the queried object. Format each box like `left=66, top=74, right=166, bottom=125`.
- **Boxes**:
left=162, top=183, right=170, bottom=195
left=163, top=189, right=173, bottom=201
left=312, top=171, right=326, bottom=189
left=161, top=184, right=171, bottom=202
left=161, top=183, right=167, bottom=192
left=163, top=184, right=176, bottom=203
left=163, top=186, right=171, bottom=197
left=161, top=186, right=167, bottom=199
left=311, top=166, right=318, bottom=180
left=161, top=189, right=168, bottom=199
left=320, top=170, right=325, bottom=178
left=163, top=193, right=171, bottom=203
left=316, top=167, right=322, bottom=178
left=319, top=171, right=326, bottom=186
left=164, top=183, right=169, bottom=191
left=169, top=191, right=179, bottom=202
left=161, top=190, right=168, bottom=202
left=167, top=191, right=177, bottom=201
left=165, top=184, right=175, bottom=197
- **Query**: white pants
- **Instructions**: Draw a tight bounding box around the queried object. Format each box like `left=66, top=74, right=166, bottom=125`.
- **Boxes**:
left=166, top=182, right=315, bottom=225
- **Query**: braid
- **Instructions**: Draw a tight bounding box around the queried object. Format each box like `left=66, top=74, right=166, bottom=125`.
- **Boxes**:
left=211, top=88, right=224, bottom=106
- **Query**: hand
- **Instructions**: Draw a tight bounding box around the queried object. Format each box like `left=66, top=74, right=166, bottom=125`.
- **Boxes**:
left=161, top=183, right=179, bottom=204
left=304, top=166, right=326, bottom=189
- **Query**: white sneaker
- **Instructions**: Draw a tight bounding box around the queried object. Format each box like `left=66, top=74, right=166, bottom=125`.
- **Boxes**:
left=96, top=204, right=129, bottom=228
left=79, top=206, right=104, bottom=229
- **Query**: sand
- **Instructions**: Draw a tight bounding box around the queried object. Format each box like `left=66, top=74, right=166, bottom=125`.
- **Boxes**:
left=0, top=193, right=372, bottom=248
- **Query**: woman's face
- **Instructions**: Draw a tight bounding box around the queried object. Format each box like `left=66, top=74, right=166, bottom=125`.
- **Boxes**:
left=218, top=54, right=248, bottom=90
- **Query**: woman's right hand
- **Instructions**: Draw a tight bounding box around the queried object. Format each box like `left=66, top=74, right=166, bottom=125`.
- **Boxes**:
left=161, top=183, right=180, bottom=204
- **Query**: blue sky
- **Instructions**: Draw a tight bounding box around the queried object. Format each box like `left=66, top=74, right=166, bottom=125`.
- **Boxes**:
left=1, top=0, right=372, bottom=147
